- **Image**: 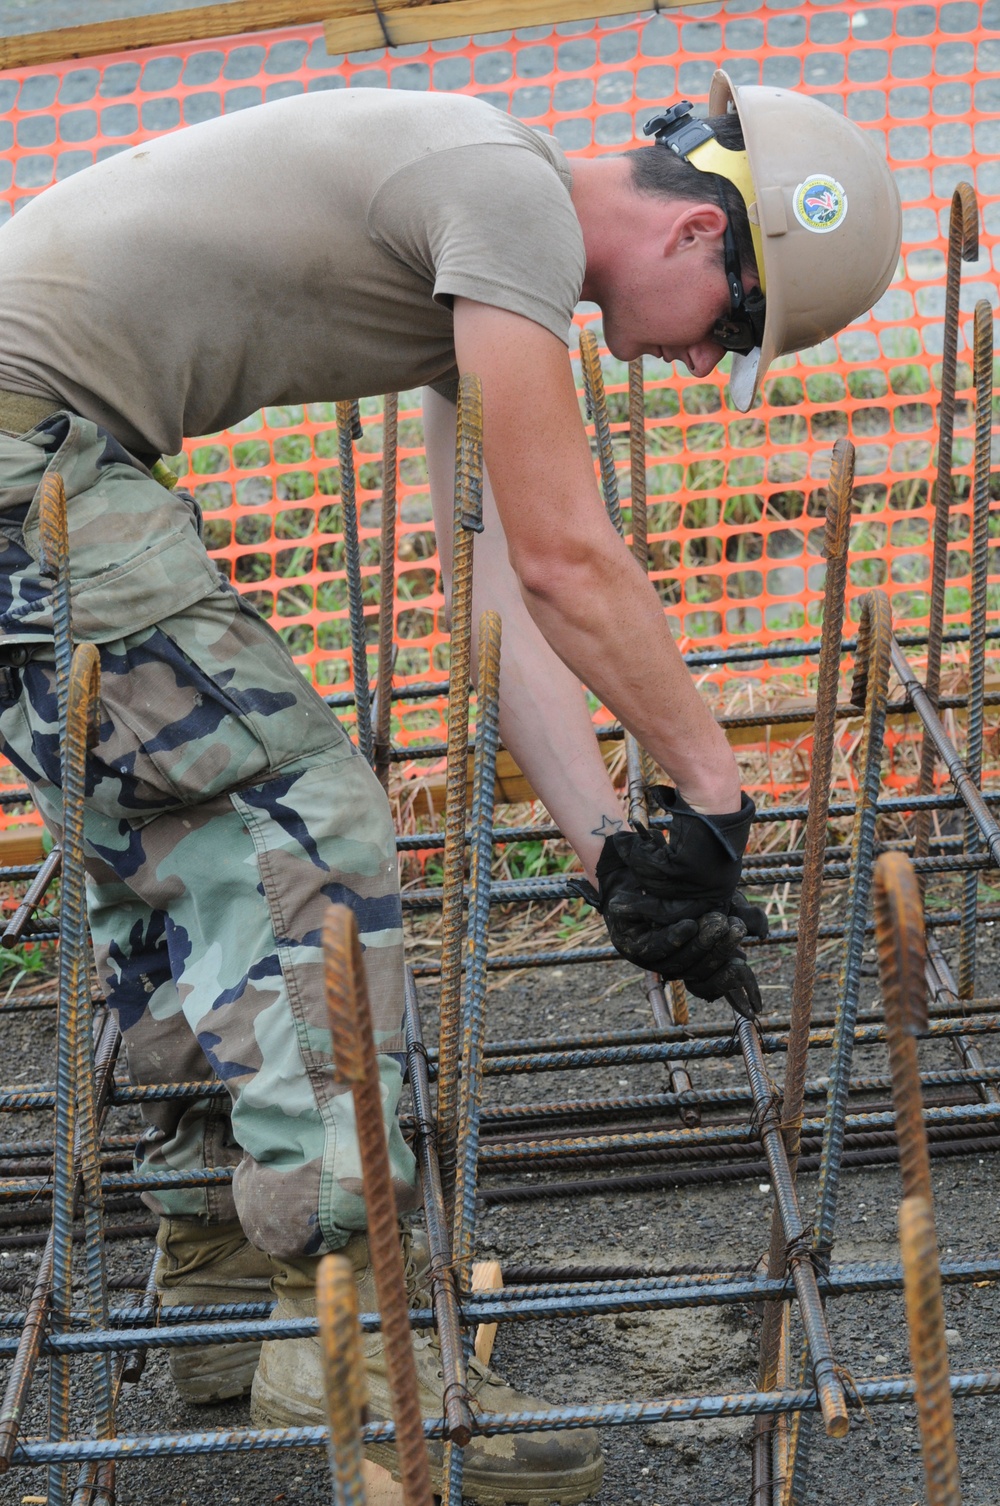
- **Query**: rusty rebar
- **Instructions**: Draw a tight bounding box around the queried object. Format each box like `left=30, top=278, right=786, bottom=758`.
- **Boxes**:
left=324, top=904, right=434, bottom=1506
left=436, top=373, right=484, bottom=1211
left=579, top=327, right=623, bottom=534
left=875, top=854, right=960, bottom=1502
left=374, top=392, right=399, bottom=791
left=65, top=644, right=113, bottom=1443
left=0, top=1010, right=119, bottom=1471
left=957, top=299, right=993, bottom=998
left=337, top=398, right=374, bottom=763
left=1, top=844, right=61, bottom=947
left=913, top=181, right=979, bottom=868
left=815, top=588, right=893, bottom=1249
left=787, top=588, right=892, bottom=1503
left=899, top=1197, right=963, bottom=1506
left=738, top=1018, right=848, bottom=1438
left=755, top=440, right=854, bottom=1487
left=317, top=1253, right=370, bottom=1506
left=452, top=608, right=502, bottom=1291
left=877, top=851, right=933, bottom=1203
left=40, top=467, right=79, bottom=1506
left=628, top=357, right=648, bottom=570
left=402, top=969, right=473, bottom=1445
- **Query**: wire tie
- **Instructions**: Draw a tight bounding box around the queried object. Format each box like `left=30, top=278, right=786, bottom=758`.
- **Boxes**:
left=834, top=1362, right=872, bottom=1426
left=371, top=0, right=397, bottom=50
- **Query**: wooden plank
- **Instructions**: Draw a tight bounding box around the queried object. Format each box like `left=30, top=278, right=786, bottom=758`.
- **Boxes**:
left=0, top=0, right=688, bottom=72
left=472, top=1258, right=503, bottom=1366
left=0, top=829, right=45, bottom=866
left=323, top=0, right=662, bottom=55
left=361, top=1460, right=405, bottom=1506
left=0, top=3, right=338, bottom=70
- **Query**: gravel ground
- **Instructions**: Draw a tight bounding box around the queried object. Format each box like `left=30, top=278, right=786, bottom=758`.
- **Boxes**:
left=3, top=899, right=1000, bottom=1506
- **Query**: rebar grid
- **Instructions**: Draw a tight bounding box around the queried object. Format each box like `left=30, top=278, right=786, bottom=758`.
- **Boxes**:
left=1, top=196, right=999, bottom=1504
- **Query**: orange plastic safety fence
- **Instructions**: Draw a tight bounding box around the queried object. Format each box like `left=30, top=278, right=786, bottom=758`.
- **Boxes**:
left=0, top=2, right=997, bottom=822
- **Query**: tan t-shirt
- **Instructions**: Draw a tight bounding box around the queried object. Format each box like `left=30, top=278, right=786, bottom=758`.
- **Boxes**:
left=0, top=90, right=585, bottom=457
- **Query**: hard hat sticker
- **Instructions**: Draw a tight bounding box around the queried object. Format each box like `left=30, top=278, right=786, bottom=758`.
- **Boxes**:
left=792, top=175, right=848, bottom=234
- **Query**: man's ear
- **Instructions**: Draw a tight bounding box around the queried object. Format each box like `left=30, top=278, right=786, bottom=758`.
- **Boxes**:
left=663, top=201, right=728, bottom=259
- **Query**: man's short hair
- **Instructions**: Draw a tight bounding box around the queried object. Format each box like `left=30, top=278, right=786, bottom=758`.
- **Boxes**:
left=626, top=112, right=757, bottom=279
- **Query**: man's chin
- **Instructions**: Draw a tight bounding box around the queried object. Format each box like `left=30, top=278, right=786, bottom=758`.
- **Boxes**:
left=602, top=333, right=632, bottom=361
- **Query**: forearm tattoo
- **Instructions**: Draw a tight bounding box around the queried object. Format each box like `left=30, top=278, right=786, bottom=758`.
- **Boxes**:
left=590, top=814, right=624, bottom=838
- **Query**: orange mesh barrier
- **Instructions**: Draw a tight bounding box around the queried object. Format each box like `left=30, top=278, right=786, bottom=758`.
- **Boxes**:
left=0, top=3, right=997, bottom=821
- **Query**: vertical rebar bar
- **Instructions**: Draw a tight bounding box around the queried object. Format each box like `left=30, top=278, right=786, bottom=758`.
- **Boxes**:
left=325, top=905, right=434, bottom=1506
left=786, top=588, right=892, bottom=1503
left=374, top=393, right=399, bottom=792
left=876, top=851, right=932, bottom=1203
left=913, top=182, right=979, bottom=868
left=65, top=645, right=112, bottom=1444
left=40, top=468, right=77, bottom=1506
left=900, top=1197, right=963, bottom=1506
left=451, top=609, right=502, bottom=1292
left=317, top=1252, right=370, bottom=1506
left=444, top=608, right=501, bottom=1506
left=814, top=588, right=893, bottom=1248
left=755, top=442, right=854, bottom=1489
left=579, top=328, right=623, bottom=535
left=436, top=374, right=484, bottom=1211
left=876, top=850, right=961, bottom=1503
left=628, top=357, right=648, bottom=571
left=403, top=968, right=473, bottom=1445
left=957, top=301, right=993, bottom=998
left=0, top=1011, right=119, bottom=1473
left=337, top=399, right=374, bottom=764
left=738, top=1018, right=849, bottom=1441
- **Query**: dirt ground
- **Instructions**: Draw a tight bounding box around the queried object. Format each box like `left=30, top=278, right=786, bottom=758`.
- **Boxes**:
left=3, top=902, right=1000, bottom=1506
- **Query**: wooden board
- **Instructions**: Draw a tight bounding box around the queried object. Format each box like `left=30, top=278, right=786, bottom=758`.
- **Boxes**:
left=361, top=1459, right=405, bottom=1506
left=0, top=0, right=694, bottom=71
left=323, top=0, right=676, bottom=55
left=471, top=1257, right=503, bottom=1366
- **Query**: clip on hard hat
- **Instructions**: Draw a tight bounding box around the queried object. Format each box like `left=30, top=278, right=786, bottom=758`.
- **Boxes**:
left=642, top=101, right=716, bottom=159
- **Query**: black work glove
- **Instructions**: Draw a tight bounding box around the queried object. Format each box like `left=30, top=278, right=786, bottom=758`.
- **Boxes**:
left=569, top=789, right=768, bottom=1016
left=612, top=788, right=757, bottom=920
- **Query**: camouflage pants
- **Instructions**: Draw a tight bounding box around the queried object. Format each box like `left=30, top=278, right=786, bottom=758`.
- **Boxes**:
left=0, top=409, right=417, bottom=1259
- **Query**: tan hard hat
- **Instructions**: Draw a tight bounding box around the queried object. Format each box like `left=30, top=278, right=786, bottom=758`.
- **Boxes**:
left=706, top=70, right=902, bottom=411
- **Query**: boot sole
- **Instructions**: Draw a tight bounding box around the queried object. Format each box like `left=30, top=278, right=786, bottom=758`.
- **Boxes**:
left=169, top=1341, right=261, bottom=1405
left=364, top=1441, right=604, bottom=1506
left=251, top=1378, right=603, bottom=1506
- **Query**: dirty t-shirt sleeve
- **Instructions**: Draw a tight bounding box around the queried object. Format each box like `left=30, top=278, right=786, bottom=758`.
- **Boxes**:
left=367, top=142, right=585, bottom=381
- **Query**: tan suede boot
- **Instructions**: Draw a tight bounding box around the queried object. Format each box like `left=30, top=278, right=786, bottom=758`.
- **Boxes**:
left=250, top=1233, right=603, bottom=1506
left=156, top=1217, right=274, bottom=1404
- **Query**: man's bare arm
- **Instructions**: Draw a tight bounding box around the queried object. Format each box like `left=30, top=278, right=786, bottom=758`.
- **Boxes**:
left=424, top=386, right=625, bottom=881
left=452, top=298, right=741, bottom=816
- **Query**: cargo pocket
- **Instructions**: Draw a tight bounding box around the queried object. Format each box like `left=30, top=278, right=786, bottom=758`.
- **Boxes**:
left=86, top=591, right=350, bottom=818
